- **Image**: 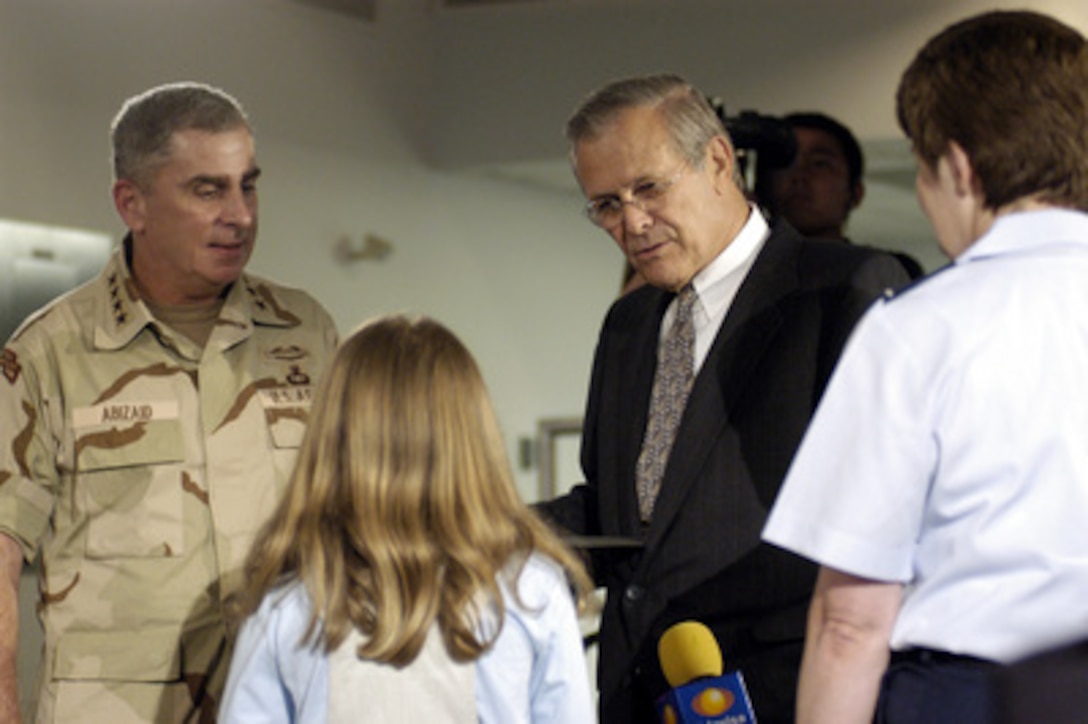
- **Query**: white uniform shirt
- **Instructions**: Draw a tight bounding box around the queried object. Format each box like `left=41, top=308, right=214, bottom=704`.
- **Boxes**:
left=763, top=208, right=1088, bottom=663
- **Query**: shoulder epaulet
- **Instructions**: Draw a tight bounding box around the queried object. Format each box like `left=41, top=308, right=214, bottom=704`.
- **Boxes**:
left=881, top=261, right=952, bottom=302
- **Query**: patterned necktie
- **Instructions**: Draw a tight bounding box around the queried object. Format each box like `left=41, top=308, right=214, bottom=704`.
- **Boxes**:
left=636, top=283, right=698, bottom=522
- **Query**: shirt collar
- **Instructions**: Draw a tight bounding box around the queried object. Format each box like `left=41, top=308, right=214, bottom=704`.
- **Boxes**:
left=959, top=208, right=1088, bottom=265
left=689, top=204, right=770, bottom=316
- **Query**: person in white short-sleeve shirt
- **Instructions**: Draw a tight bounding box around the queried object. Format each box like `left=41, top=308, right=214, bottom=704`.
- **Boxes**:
left=762, top=10, right=1088, bottom=723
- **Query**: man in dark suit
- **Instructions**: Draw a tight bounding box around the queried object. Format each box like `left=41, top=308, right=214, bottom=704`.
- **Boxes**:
left=540, top=74, right=908, bottom=723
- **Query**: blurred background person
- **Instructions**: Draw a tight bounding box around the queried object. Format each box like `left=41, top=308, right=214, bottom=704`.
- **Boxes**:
left=756, top=111, right=925, bottom=279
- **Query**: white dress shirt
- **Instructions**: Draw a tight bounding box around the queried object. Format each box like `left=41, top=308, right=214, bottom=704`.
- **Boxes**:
left=657, top=205, right=769, bottom=374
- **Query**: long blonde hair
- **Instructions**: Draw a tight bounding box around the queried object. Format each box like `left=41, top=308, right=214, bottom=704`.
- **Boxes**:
left=236, top=314, right=592, bottom=665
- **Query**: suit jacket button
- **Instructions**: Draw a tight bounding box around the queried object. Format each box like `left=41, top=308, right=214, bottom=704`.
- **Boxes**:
left=624, top=584, right=644, bottom=603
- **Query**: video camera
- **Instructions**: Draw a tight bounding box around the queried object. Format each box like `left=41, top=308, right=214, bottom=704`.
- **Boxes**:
left=709, top=98, right=797, bottom=196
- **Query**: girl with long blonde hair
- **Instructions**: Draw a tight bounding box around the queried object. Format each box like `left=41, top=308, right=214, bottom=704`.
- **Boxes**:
left=221, top=315, right=595, bottom=722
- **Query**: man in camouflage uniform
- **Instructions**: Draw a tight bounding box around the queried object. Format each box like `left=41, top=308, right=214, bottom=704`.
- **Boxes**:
left=0, top=83, right=338, bottom=722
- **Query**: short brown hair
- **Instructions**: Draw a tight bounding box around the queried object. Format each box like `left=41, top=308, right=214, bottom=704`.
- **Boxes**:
left=896, top=11, right=1088, bottom=211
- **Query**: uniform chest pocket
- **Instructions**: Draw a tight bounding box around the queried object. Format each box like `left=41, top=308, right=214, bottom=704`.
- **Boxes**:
left=75, top=416, right=187, bottom=559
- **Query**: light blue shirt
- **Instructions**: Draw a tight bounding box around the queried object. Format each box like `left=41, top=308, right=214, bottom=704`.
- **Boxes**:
left=764, top=208, right=1088, bottom=662
left=220, top=553, right=595, bottom=722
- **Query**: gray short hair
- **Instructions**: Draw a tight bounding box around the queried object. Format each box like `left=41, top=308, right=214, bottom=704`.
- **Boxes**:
left=111, top=82, right=251, bottom=188
left=566, top=74, right=732, bottom=173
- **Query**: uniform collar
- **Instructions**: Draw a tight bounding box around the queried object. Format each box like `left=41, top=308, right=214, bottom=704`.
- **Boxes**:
left=93, top=236, right=299, bottom=351
left=959, top=208, right=1088, bottom=265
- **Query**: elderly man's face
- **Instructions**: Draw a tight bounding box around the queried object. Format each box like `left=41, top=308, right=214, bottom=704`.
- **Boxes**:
left=115, top=127, right=260, bottom=305
left=573, top=106, right=746, bottom=292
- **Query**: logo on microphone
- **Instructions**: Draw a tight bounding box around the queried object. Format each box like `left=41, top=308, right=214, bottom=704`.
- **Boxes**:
left=692, top=687, right=733, bottom=716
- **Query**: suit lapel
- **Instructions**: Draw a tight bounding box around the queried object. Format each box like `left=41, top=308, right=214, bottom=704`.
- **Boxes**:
left=642, top=229, right=802, bottom=548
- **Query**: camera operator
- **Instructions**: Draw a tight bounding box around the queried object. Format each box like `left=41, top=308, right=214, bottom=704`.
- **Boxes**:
left=753, top=111, right=924, bottom=279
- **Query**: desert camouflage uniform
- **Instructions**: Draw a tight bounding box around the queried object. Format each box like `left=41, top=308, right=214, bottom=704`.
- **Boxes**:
left=0, top=243, right=338, bottom=722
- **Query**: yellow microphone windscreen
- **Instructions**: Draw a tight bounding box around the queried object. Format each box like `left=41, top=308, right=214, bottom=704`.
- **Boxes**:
left=658, top=621, right=724, bottom=688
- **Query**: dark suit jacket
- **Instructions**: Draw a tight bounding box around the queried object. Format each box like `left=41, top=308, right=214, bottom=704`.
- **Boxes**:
left=542, top=223, right=909, bottom=723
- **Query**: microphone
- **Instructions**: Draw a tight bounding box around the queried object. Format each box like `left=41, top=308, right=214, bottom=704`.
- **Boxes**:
left=656, top=621, right=757, bottom=724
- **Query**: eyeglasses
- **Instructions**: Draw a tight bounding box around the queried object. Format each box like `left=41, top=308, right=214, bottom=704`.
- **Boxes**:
left=583, top=165, right=688, bottom=229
